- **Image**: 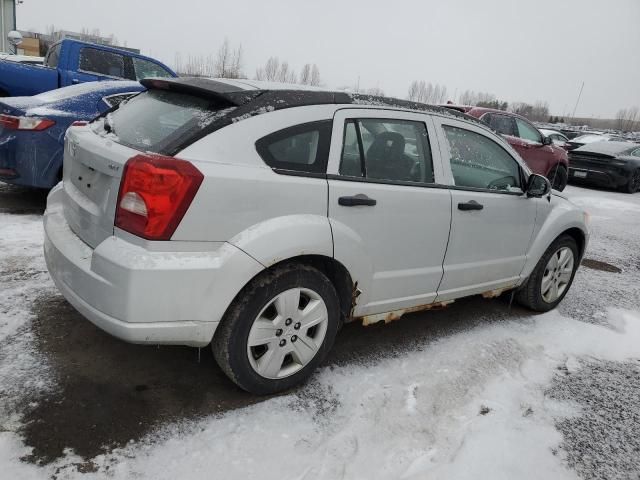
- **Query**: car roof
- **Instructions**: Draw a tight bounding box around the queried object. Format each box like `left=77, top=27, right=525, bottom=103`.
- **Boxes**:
left=573, top=141, right=636, bottom=156
left=140, top=76, right=483, bottom=125
left=140, top=76, right=496, bottom=156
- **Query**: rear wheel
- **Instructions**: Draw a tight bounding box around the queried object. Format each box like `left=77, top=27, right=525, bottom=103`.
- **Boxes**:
left=624, top=169, right=640, bottom=194
left=212, top=263, right=340, bottom=395
left=549, top=165, right=568, bottom=191
left=516, top=235, right=579, bottom=312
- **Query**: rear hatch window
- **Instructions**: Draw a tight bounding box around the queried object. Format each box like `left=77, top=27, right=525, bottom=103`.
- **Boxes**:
left=93, top=89, right=234, bottom=154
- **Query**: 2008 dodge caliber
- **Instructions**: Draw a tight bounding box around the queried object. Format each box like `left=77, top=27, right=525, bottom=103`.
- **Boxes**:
left=44, top=77, right=589, bottom=394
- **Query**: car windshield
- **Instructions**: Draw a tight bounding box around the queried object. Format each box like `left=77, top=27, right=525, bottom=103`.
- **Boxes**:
left=96, top=89, right=235, bottom=153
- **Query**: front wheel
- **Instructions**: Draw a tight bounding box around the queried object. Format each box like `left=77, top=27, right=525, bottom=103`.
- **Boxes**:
left=549, top=165, right=568, bottom=192
left=623, top=169, right=640, bottom=194
left=516, top=235, right=579, bottom=312
left=212, top=263, right=340, bottom=395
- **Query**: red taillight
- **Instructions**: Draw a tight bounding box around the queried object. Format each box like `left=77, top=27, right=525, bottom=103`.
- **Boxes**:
left=72, top=121, right=88, bottom=127
left=0, top=114, right=55, bottom=131
left=115, top=154, right=203, bottom=240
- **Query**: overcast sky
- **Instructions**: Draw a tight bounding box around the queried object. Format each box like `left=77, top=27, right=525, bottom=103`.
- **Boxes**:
left=16, top=0, right=640, bottom=118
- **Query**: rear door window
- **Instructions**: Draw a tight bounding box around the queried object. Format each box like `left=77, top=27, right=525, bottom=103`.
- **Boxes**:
left=339, top=118, right=434, bottom=183
left=80, top=48, right=125, bottom=78
left=99, top=89, right=234, bottom=154
left=255, top=121, right=332, bottom=174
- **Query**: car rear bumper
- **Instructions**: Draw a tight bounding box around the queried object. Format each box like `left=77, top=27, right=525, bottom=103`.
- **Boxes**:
left=0, top=131, right=62, bottom=188
left=568, top=166, right=627, bottom=188
left=43, top=184, right=264, bottom=347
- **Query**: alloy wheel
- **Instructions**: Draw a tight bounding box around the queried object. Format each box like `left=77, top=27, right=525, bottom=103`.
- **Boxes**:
left=541, top=247, right=574, bottom=303
left=629, top=170, right=640, bottom=193
left=247, top=288, right=329, bottom=379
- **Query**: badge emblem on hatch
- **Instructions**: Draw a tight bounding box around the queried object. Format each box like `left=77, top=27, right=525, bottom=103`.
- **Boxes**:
left=108, top=163, right=120, bottom=171
left=69, top=140, right=78, bottom=157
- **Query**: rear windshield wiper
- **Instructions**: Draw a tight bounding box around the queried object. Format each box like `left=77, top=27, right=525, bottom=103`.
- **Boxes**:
left=103, top=114, right=115, bottom=134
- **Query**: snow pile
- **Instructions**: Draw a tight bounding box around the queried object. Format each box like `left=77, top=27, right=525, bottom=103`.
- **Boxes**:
left=0, top=213, right=55, bottom=471
left=25, top=308, right=639, bottom=480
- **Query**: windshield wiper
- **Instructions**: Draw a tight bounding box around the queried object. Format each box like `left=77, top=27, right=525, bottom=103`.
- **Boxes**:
left=103, top=115, right=114, bottom=134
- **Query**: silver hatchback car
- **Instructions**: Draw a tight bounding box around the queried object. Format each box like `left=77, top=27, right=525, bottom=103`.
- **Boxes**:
left=44, top=78, right=589, bottom=394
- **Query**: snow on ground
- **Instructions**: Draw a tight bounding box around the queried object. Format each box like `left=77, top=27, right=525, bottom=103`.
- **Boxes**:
left=0, top=185, right=639, bottom=479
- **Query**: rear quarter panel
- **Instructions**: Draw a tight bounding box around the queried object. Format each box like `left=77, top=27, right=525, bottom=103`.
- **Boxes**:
left=172, top=106, right=337, bottom=265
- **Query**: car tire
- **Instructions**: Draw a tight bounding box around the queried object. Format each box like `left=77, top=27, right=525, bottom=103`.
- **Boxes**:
left=212, top=263, right=340, bottom=395
left=623, top=169, right=640, bottom=194
left=549, top=165, right=568, bottom=192
left=516, top=235, right=579, bottom=312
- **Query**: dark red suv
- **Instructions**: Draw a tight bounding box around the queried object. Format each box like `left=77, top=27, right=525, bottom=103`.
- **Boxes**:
left=444, top=106, right=569, bottom=191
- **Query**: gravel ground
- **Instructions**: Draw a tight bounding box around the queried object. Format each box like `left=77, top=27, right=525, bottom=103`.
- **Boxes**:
left=548, top=359, right=640, bottom=480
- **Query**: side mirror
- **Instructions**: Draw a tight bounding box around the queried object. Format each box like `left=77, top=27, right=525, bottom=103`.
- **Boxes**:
left=526, top=173, right=551, bottom=198
left=542, top=135, right=553, bottom=146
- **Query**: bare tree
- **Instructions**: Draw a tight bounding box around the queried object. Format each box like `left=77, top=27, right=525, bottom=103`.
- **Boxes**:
left=214, top=38, right=231, bottom=78
left=255, top=58, right=320, bottom=85
left=299, top=64, right=312, bottom=85
left=277, top=61, right=297, bottom=83
left=407, top=80, right=448, bottom=104
left=530, top=101, right=550, bottom=122
left=365, top=87, right=385, bottom=96
left=310, top=64, right=321, bottom=86
left=616, top=107, right=640, bottom=131
left=214, top=38, right=244, bottom=78
left=255, top=57, right=280, bottom=81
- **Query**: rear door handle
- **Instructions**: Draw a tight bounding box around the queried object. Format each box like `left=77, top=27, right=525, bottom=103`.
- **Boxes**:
left=458, top=200, right=484, bottom=211
left=338, top=194, right=377, bottom=207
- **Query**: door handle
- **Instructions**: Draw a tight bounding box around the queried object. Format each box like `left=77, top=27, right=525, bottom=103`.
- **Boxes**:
left=338, top=194, right=377, bottom=207
left=72, top=79, right=80, bottom=84
left=458, top=200, right=484, bottom=211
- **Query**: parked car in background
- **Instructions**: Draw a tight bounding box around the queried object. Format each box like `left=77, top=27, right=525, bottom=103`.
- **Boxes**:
left=569, top=141, right=640, bottom=193
left=0, top=53, right=45, bottom=65
left=0, top=39, right=175, bottom=97
left=44, top=78, right=589, bottom=394
left=540, top=128, right=570, bottom=149
left=0, top=81, right=144, bottom=188
left=566, top=133, right=629, bottom=151
left=445, top=106, right=569, bottom=190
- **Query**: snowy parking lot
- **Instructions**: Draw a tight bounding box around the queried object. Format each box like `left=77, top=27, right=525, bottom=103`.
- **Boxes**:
left=1, top=182, right=639, bottom=479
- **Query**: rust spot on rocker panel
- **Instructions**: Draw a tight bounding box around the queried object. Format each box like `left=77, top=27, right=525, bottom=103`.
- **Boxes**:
left=357, top=301, right=454, bottom=326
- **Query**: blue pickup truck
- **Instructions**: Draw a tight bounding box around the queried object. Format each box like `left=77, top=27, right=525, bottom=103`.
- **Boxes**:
left=0, top=39, right=176, bottom=97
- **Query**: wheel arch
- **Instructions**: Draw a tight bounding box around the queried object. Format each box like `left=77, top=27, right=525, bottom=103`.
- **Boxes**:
left=223, top=214, right=360, bottom=327
left=561, top=227, right=586, bottom=259
left=218, top=254, right=355, bottom=333
left=522, top=217, right=588, bottom=280
left=266, top=255, right=354, bottom=323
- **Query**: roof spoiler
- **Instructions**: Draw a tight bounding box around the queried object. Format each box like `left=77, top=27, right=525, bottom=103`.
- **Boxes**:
left=140, top=77, right=262, bottom=106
